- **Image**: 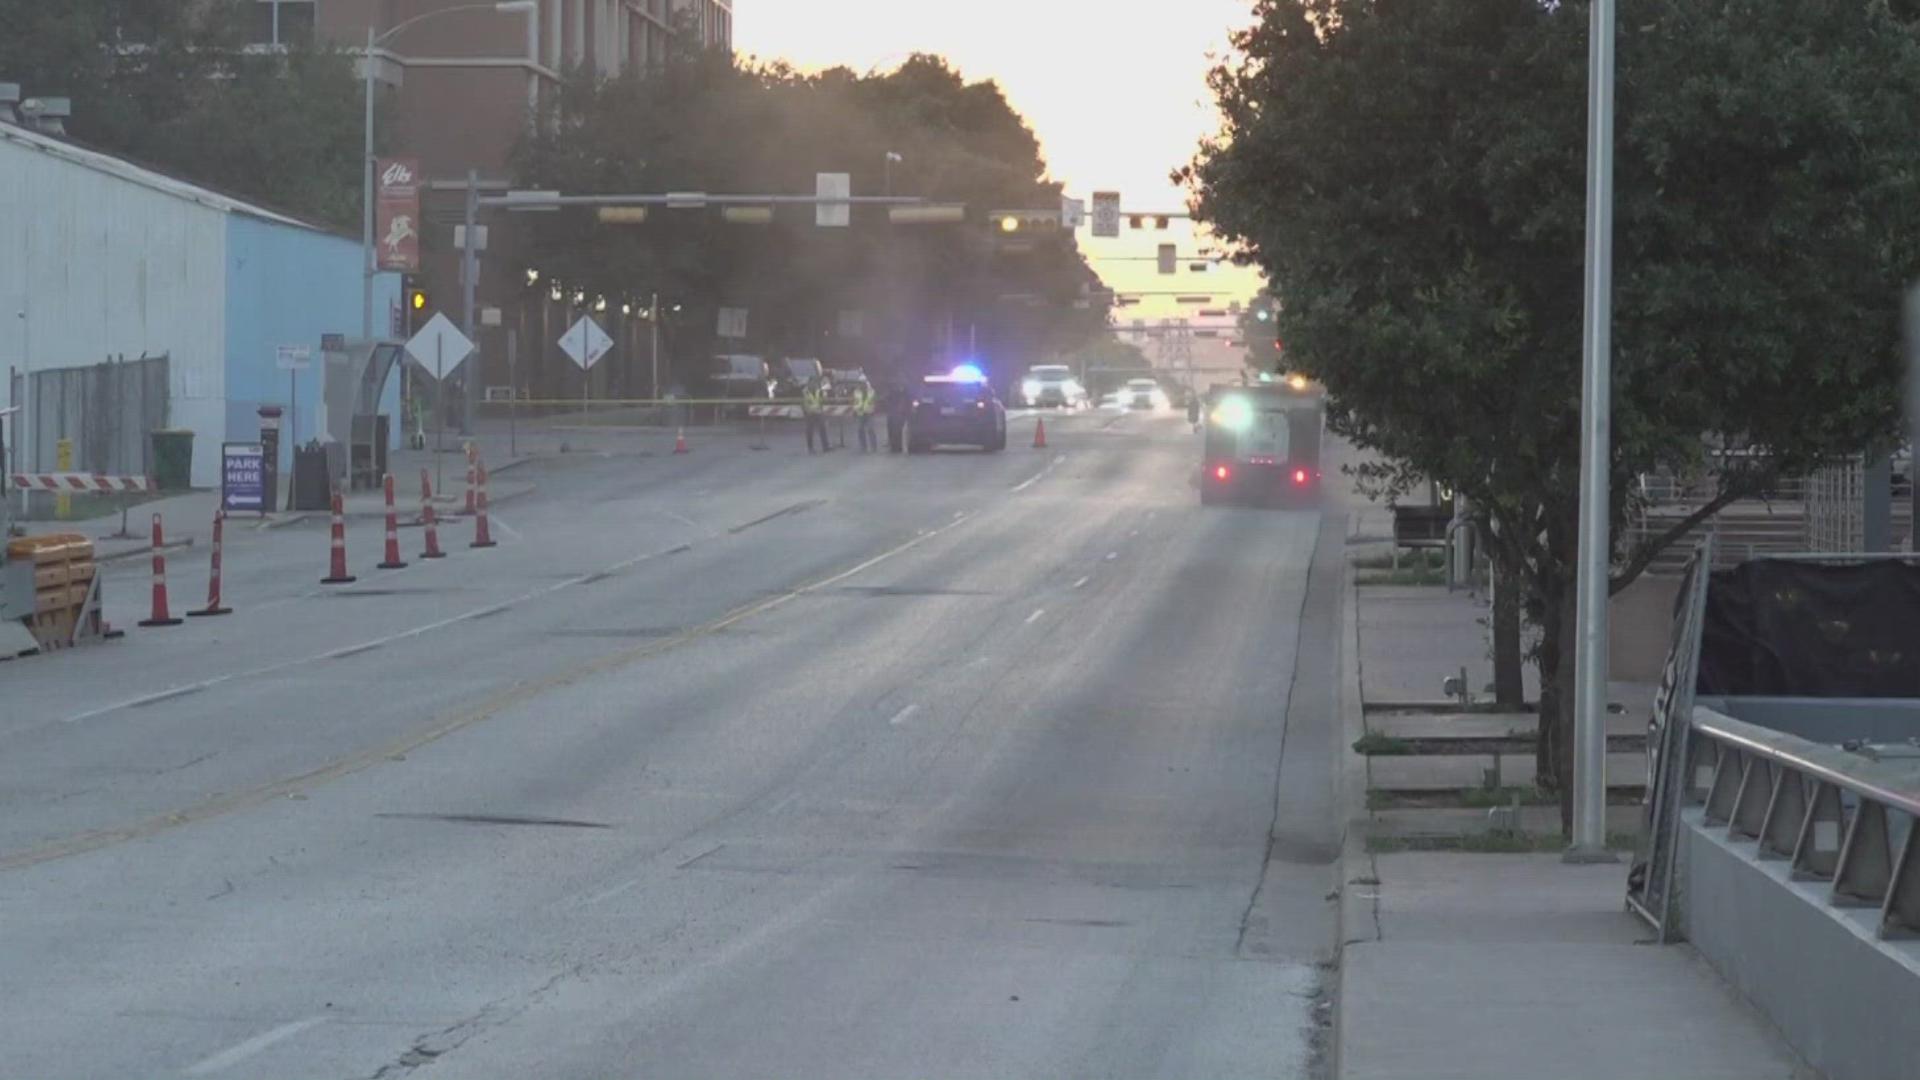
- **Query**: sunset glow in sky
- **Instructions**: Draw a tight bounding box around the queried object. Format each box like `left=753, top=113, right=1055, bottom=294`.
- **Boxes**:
left=736, top=1, right=1267, bottom=336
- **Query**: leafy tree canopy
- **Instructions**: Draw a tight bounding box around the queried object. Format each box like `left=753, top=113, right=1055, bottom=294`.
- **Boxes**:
left=1186, top=0, right=1920, bottom=798
left=0, top=0, right=366, bottom=229
left=512, top=51, right=1108, bottom=386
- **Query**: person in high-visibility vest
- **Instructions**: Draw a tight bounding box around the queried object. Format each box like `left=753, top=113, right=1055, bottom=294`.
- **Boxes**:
left=852, top=382, right=878, bottom=453
left=803, top=377, right=833, bottom=454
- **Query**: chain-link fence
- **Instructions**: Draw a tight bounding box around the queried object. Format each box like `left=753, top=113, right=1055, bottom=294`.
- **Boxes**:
left=8, top=354, right=170, bottom=477
left=1805, top=457, right=1865, bottom=553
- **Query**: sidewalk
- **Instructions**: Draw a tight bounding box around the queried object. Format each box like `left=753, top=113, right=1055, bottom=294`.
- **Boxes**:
left=1333, top=514, right=1816, bottom=1078
left=9, top=427, right=545, bottom=558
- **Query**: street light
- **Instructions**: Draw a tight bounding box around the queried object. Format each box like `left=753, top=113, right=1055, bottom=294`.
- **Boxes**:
left=1569, top=0, right=1617, bottom=863
left=361, top=1, right=537, bottom=339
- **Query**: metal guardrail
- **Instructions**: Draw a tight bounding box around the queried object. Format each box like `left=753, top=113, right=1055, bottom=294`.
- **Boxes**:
left=1686, top=706, right=1920, bottom=940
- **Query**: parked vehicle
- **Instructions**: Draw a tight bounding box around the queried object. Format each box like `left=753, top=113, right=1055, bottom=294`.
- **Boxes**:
left=771, top=357, right=825, bottom=399
left=711, top=354, right=771, bottom=399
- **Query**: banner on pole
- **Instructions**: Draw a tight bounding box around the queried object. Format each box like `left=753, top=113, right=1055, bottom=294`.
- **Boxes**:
left=375, top=157, right=422, bottom=271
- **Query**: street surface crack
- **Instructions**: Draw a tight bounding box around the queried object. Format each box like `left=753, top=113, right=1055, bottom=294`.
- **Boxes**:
left=374, top=812, right=612, bottom=830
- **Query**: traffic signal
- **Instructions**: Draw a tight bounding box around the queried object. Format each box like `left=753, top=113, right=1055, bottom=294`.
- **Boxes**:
left=990, top=209, right=1064, bottom=234
left=402, top=275, right=431, bottom=336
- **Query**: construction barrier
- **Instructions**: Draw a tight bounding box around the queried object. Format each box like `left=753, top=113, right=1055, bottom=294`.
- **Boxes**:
left=188, top=510, right=232, bottom=616
left=137, top=514, right=182, bottom=627
left=9, top=472, right=154, bottom=493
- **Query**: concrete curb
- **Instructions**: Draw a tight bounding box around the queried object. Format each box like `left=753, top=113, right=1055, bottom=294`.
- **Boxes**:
left=1331, top=555, right=1379, bottom=1080
left=258, top=482, right=537, bottom=530
left=94, top=538, right=195, bottom=565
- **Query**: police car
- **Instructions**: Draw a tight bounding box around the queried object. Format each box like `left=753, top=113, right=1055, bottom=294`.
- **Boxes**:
left=908, top=365, right=1008, bottom=453
left=1200, top=382, right=1324, bottom=507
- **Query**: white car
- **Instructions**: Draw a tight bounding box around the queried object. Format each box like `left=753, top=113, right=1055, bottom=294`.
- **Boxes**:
left=1122, top=378, right=1170, bottom=411
left=1019, top=365, right=1088, bottom=408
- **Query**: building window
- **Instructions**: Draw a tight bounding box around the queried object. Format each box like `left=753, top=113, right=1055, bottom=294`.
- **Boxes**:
left=249, top=1, right=316, bottom=47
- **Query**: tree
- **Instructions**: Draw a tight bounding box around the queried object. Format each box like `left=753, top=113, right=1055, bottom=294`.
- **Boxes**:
left=1185, top=0, right=1920, bottom=824
left=510, top=52, right=1108, bottom=391
left=0, top=0, right=367, bottom=230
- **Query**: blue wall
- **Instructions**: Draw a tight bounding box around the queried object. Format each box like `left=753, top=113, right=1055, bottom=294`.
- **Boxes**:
left=224, top=215, right=401, bottom=471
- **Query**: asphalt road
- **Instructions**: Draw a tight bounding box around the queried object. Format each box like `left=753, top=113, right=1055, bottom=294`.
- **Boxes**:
left=0, top=407, right=1342, bottom=1079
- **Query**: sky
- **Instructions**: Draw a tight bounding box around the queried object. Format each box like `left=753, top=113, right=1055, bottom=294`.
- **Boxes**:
left=735, top=0, right=1267, bottom=358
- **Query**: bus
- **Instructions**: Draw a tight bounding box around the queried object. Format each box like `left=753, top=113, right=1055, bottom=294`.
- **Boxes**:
left=1200, top=382, right=1324, bottom=507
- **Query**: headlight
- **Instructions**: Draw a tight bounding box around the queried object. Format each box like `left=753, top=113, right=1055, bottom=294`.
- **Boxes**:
left=1021, top=380, right=1042, bottom=399
left=1211, top=396, right=1254, bottom=431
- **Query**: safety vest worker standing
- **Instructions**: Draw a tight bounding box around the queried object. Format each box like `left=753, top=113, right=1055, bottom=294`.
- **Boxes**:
left=803, top=378, right=833, bottom=454
left=853, top=383, right=878, bottom=453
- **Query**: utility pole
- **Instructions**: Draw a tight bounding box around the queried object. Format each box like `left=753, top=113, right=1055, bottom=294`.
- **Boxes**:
left=461, top=168, right=480, bottom=435
left=650, top=292, right=661, bottom=400
left=1568, top=0, right=1617, bottom=863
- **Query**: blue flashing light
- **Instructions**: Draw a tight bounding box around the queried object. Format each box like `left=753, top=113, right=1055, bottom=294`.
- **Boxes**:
left=949, top=363, right=987, bottom=383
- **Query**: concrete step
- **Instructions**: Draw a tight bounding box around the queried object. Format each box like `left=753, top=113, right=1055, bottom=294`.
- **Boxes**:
left=1370, top=711, right=1642, bottom=741
left=1369, top=751, right=1646, bottom=792
left=1371, top=804, right=1644, bottom=839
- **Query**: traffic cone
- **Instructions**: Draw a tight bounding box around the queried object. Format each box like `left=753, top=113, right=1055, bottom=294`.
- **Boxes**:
left=470, top=462, right=497, bottom=549
left=187, top=509, right=232, bottom=616
left=138, top=513, right=183, bottom=627
left=376, top=472, right=408, bottom=570
left=419, top=471, right=446, bottom=559
left=673, top=427, right=690, bottom=454
left=321, top=489, right=357, bottom=584
left=463, top=443, right=478, bottom=516
left=1033, top=416, right=1048, bottom=449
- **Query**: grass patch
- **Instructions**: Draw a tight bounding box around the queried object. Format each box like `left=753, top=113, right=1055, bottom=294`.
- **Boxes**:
left=1367, top=830, right=1640, bottom=855
left=1352, top=549, right=1446, bottom=571
left=1352, top=731, right=1413, bottom=756
left=1356, top=567, right=1448, bottom=586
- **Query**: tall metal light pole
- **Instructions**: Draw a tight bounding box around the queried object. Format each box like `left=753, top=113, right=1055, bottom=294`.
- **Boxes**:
left=361, top=2, right=537, bottom=341
left=1569, top=0, right=1618, bottom=863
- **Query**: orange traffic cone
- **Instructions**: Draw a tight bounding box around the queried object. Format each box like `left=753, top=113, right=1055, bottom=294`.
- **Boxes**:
left=321, top=489, right=356, bottom=585
left=138, top=513, right=183, bottom=627
left=187, top=509, right=232, bottom=616
left=470, top=462, right=497, bottom=549
left=1032, top=416, right=1048, bottom=449
left=376, top=472, right=408, bottom=570
left=673, top=427, right=690, bottom=455
left=419, top=471, right=446, bottom=560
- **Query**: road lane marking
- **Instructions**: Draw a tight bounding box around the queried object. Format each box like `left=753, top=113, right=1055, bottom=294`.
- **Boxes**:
left=1072, top=576, right=1091, bottom=589
left=61, top=536, right=714, bottom=725
left=184, top=1017, right=326, bottom=1075
left=661, top=509, right=700, bottom=529
left=10, top=514, right=975, bottom=872
left=1025, top=608, right=1046, bottom=625
left=488, top=516, right=524, bottom=541
left=888, top=704, right=920, bottom=726
left=1128, top=529, right=1139, bottom=538
left=1105, top=551, right=1119, bottom=561
left=1009, top=453, right=1067, bottom=493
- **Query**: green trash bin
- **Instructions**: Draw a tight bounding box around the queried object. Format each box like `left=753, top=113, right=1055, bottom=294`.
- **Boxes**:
left=149, top=429, right=194, bottom=491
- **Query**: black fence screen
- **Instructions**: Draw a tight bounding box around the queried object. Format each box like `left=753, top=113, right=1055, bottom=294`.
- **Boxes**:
left=1697, top=559, right=1920, bottom=698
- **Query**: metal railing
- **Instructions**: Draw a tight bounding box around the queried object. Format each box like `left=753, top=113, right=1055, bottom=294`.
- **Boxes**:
left=1685, top=706, right=1920, bottom=940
